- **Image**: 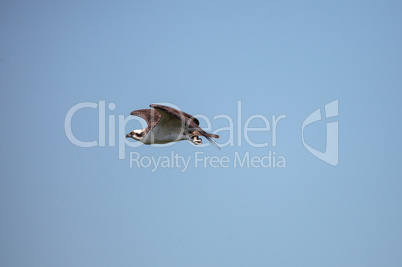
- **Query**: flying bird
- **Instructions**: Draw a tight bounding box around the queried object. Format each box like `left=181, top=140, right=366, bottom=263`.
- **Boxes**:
left=126, top=104, right=220, bottom=148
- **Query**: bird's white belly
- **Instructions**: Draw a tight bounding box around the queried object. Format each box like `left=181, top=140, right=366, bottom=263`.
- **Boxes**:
left=141, top=124, right=188, bottom=144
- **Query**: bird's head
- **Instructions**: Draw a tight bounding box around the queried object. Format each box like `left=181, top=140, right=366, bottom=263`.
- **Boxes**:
left=126, top=130, right=144, bottom=141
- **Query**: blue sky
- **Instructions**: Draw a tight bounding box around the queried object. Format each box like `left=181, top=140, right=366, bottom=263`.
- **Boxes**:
left=1, top=1, right=401, bottom=266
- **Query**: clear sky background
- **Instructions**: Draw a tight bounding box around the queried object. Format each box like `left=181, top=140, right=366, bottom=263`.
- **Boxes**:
left=1, top=1, right=401, bottom=266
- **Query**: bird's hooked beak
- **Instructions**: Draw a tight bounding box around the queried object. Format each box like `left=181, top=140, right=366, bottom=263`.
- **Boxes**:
left=126, top=133, right=132, bottom=138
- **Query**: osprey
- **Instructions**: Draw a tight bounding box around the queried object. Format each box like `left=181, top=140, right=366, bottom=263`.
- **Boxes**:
left=126, top=104, right=220, bottom=148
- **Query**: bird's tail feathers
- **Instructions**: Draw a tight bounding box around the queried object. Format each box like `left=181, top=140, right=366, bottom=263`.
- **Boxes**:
left=206, top=133, right=220, bottom=139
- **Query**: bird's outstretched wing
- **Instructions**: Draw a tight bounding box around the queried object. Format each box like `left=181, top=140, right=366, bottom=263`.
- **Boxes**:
left=149, top=104, right=199, bottom=125
left=130, top=108, right=162, bottom=133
